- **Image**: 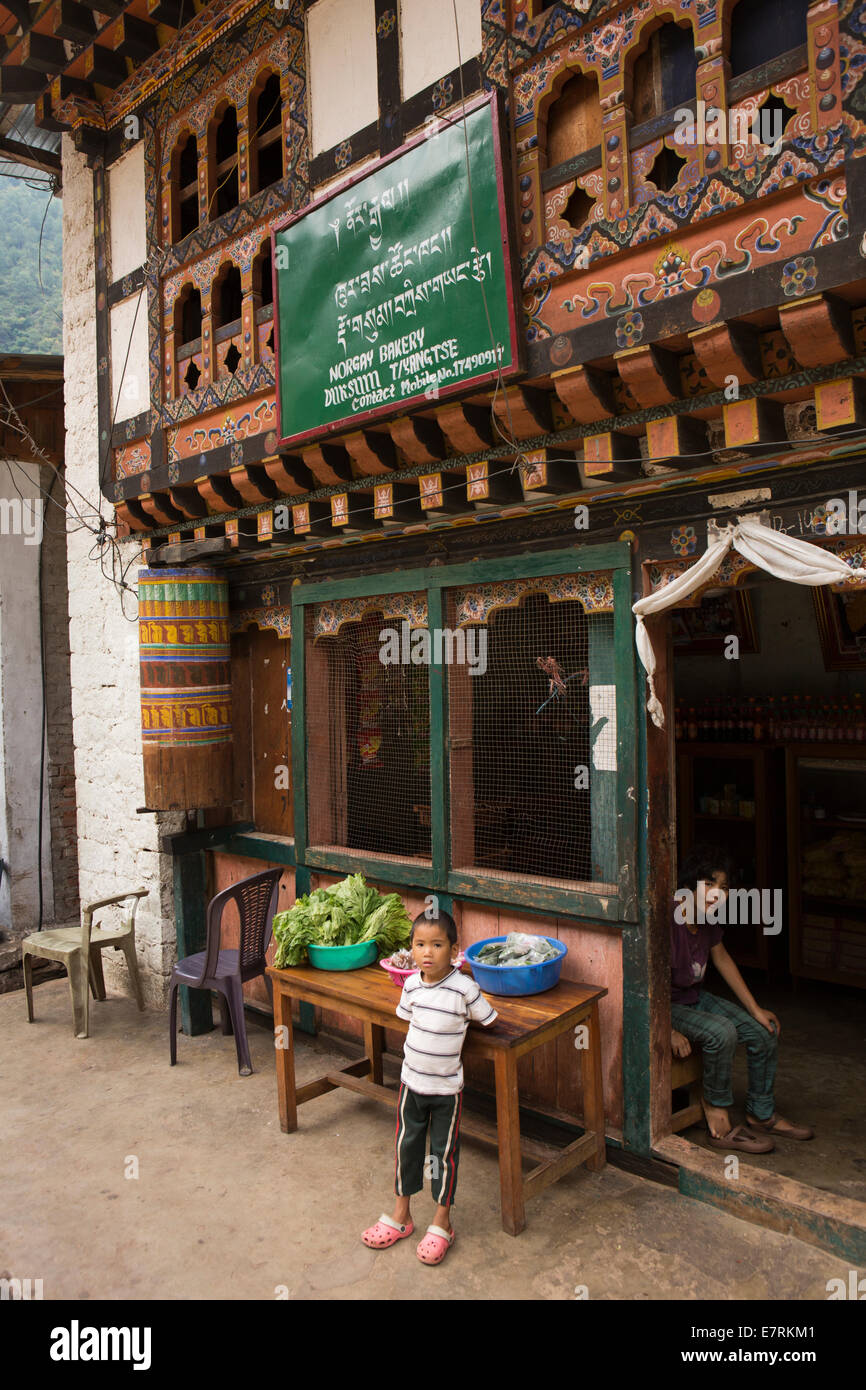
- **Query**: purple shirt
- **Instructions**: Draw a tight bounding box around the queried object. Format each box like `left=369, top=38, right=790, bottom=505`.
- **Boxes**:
left=670, top=903, right=723, bottom=1006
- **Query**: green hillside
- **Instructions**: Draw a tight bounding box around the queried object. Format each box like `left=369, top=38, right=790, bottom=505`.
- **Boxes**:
left=0, top=177, right=63, bottom=355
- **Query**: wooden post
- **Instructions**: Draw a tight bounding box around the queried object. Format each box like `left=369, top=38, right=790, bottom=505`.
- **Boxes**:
left=171, top=847, right=213, bottom=1036
left=580, top=1003, right=606, bottom=1171
left=364, top=1021, right=385, bottom=1085
left=293, top=865, right=317, bottom=1036
left=273, top=982, right=297, bottom=1133
left=494, top=1050, right=525, bottom=1235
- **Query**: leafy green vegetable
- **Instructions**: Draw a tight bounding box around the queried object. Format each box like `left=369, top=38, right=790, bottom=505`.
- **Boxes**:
left=272, top=875, right=412, bottom=967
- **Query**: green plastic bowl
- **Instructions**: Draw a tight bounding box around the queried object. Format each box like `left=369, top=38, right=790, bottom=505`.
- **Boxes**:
left=306, top=939, right=378, bottom=971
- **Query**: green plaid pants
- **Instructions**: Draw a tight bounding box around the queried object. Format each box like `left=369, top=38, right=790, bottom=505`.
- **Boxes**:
left=671, top=990, right=778, bottom=1121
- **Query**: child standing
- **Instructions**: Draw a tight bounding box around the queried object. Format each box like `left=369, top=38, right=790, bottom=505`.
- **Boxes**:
left=361, top=909, right=497, bottom=1264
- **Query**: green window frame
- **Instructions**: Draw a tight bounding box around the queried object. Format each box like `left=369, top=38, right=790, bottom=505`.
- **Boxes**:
left=291, top=542, right=638, bottom=923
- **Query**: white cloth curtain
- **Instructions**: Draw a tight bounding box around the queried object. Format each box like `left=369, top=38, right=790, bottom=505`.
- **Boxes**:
left=632, top=515, right=861, bottom=729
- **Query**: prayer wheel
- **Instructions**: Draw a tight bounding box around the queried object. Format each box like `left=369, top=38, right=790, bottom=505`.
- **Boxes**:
left=138, top=567, right=232, bottom=809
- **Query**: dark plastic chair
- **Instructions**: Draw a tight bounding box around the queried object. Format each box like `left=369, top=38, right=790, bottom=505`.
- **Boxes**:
left=168, top=867, right=282, bottom=1076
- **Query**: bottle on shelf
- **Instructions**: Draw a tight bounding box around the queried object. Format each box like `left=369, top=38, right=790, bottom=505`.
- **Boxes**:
left=780, top=695, right=791, bottom=741
left=688, top=706, right=698, bottom=741
left=753, top=702, right=764, bottom=742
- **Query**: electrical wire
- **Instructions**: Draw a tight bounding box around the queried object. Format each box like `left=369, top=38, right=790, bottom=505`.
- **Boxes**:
left=0, top=375, right=103, bottom=532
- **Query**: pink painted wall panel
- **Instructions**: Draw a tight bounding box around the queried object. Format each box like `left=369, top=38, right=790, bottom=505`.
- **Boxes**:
left=206, top=854, right=624, bottom=1134
left=211, top=852, right=295, bottom=1007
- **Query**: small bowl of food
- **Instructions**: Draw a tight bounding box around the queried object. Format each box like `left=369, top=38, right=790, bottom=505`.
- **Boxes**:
left=379, top=948, right=465, bottom=987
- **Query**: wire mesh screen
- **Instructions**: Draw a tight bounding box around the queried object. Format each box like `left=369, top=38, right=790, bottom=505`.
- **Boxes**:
left=305, top=608, right=432, bottom=861
left=446, top=587, right=618, bottom=889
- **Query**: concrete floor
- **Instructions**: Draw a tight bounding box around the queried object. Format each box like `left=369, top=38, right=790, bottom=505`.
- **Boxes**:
left=1, top=979, right=861, bottom=1301
left=678, top=977, right=866, bottom=1202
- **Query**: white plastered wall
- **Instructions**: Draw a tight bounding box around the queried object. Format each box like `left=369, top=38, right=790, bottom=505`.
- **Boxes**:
left=110, top=294, right=151, bottom=423
left=108, top=141, right=147, bottom=282
left=400, top=0, right=482, bottom=100
left=62, top=137, right=183, bottom=1007
left=307, top=0, right=378, bottom=155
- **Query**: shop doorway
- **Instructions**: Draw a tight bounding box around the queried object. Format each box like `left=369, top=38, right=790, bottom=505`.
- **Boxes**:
left=670, top=570, right=866, bottom=1203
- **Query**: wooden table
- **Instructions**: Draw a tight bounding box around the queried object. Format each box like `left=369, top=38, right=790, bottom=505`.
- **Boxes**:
left=267, top=962, right=608, bottom=1235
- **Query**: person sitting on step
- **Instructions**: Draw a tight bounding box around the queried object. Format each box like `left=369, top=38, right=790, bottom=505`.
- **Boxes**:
left=670, top=844, right=814, bottom=1154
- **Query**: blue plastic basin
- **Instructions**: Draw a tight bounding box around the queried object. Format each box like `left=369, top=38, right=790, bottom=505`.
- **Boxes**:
left=307, top=939, right=378, bottom=971
left=464, top=936, right=567, bottom=996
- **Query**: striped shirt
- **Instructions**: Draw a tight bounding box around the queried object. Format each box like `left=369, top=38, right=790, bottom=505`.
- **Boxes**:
left=396, top=966, right=498, bottom=1096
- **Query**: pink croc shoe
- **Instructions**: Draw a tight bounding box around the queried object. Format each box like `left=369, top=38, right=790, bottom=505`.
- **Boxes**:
left=361, top=1214, right=415, bottom=1249
left=416, top=1224, right=455, bottom=1265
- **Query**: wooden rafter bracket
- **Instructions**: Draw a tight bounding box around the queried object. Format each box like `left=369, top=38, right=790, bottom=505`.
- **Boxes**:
left=778, top=293, right=855, bottom=369
left=167, top=486, right=208, bottom=519
left=492, top=384, right=553, bottom=439
left=20, top=31, right=70, bottom=76
left=196, top=473, right=244, bottom=514
left=435, top=400, right=493, bottom=452
left=54, top=2, right=99, bottom=45
left=388, top=413, right=445, bottom=464
left=342, top=429, right=395, bottom=477
left=301, top=442, right=352, bottom=487
left=722, top=397, right=787, bottom=448
left=814, top=376, right=866, bottom=433
left=614, top=343, right=681, bottom=407
left=582, top=432, right=642, bottom=484
left=136, top=492, right=184, bottom=527
left=114, top=499, right=150, bottom=532
left=466, top=457, right=523, bottom=507
left=370, top=480, right=424, bottom=524
left=263, top=454, right=312, bottom=497
left=146, top=0, right=186, bottom=26
left=551, top=363, right=617, bottom=424
left=645, top=415, right=709, bottom=468
left=228, top=464, right=279, bottom=505
left=110, top=13, right=160, bottom=61
left=0, top=64, right=50, bottom=101
left=84, top=41, right=129, bottom=88
left=687, top=320, right=764, bottom=388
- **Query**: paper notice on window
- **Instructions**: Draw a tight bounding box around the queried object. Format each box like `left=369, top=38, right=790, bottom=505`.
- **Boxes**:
left=590, top=685, right=617, bottom=771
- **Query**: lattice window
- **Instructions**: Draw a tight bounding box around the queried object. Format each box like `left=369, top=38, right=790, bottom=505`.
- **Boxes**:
left=305, top=607, right=431, bottom=863
left=546, top=70, right=601, bottom=172
left=210, top=104, right=239, bottom=217
left=250, top=69, right=283, bottom=194
left=729, top=0, right=810, bottom=78
left=172, top=133, right=199, bottom=242
left=292, top=550, right=636, bottom=917
left=445, top=582, right=617, bottom=890
left=631, top=21, right=697, bottom=126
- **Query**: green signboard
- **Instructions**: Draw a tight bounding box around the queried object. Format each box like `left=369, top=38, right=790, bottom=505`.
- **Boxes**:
left=274, top=93, right=521, bottom=448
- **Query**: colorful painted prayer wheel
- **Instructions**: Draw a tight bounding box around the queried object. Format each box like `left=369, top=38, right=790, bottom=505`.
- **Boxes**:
left=138, top=567, right=232, bottom=809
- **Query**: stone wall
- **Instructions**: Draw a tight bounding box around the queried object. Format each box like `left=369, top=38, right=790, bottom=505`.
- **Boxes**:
left=62, top=137, right=183, bottom=1009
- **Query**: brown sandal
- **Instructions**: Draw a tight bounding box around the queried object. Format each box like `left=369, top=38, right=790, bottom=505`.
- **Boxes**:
left=746, top=1112, right=814, bottom=1141
left=706, top=1123, right=775, bottom=1154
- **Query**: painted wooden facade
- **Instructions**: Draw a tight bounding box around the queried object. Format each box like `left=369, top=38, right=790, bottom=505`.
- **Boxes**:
left=6, top=2, right=866, bottom=1245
